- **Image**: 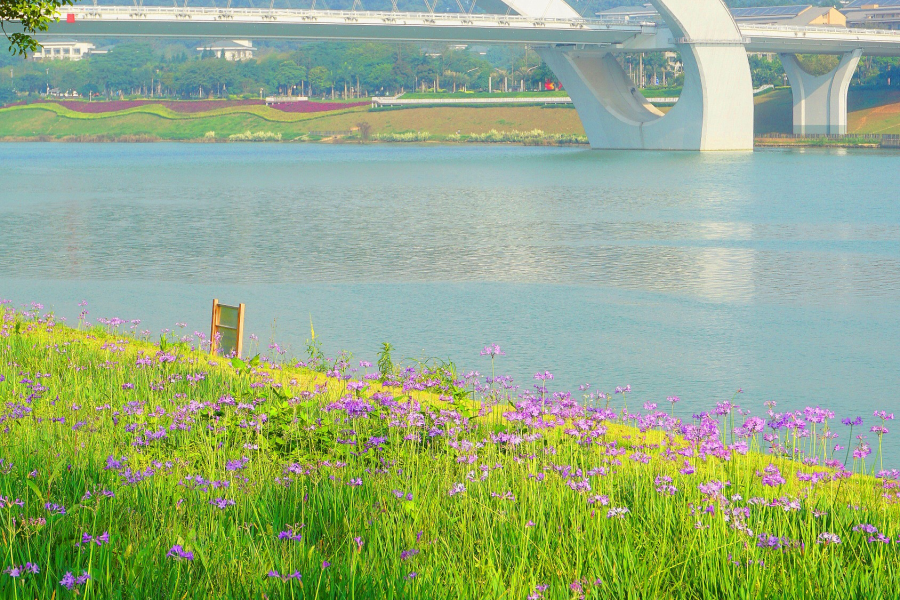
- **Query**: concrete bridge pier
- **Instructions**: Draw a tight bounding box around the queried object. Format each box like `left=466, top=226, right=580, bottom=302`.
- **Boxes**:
left=536, top=0, right=754, bottom=151
left=779, top=50, right=863, bottom=135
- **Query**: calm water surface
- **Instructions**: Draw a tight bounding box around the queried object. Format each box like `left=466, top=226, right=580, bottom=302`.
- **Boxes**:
left=2, top=143, right=899, bottom=462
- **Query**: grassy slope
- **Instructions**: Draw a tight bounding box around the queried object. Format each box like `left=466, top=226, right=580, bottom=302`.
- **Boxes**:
left=0, top=104, right=586, bottom=140
left=1, top=308, right=898, bottom=599
left=2, top=88, right=900, bottom=140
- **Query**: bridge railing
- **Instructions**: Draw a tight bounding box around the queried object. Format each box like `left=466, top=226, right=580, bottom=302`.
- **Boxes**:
left=742, top=22, right=900, bottom=38
left=63, top=4, right=655, bottom=28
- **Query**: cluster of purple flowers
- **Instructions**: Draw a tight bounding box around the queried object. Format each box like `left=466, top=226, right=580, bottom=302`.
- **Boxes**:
left=278, top=529, right=303, bottom=542
left=606, top=507, right=630, bottom=519
left=758, top=464, right=786, bottom=487
left=392, top=489, right=414, bottom=501
left=267, top=570, right=302, bottom=581
left=400, top=548, right=420, bottom=561
left=225, top=456, right=250, bottom=471
left=59, top=571, right=91, bottom=590
left=756, top=534, right=803, bottom=551
left=209, top=498, right=236, bottom=509
left=817, top=532, right=841, bottom=545
left=4, top=563, right=39, bottom=577
left=448, top=483, right=466, bottom=497
left=44, top=502, right=66, bottom=515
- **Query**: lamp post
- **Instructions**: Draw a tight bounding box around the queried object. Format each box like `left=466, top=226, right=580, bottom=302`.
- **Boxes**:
left=525, top=65, right=537, bottom=92
left=464, top=67, right=478, bottom=92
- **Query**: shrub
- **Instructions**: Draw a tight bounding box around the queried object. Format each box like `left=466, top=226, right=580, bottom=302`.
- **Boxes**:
left=227, top=130, right=282, bottom=142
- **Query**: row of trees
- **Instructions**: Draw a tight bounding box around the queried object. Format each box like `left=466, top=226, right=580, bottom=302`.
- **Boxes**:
left=1, top=40, right=898, bottom=103
left=750, top=54, right=900, bottom=87
left=0, top=42, right=561, bottom=100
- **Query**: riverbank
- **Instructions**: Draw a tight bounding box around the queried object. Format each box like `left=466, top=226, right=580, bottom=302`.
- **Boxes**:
left=1, top=88, right=900, bottom=146
left=1, top=303, right=898, bottom=598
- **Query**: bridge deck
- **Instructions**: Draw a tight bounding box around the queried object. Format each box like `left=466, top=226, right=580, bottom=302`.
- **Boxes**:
left=31, top=6, right=900, bottom=56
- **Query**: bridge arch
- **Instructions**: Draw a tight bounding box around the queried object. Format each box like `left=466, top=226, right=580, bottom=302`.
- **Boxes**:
left=529, top=0, right=754, bottom=150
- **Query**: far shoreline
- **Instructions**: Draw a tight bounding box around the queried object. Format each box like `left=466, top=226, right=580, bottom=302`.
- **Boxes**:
left=2, top=134, right=898, bottom=149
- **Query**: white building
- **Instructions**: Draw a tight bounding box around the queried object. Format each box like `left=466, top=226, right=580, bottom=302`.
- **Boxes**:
left=33, top=40, right=100, bottom=61
left=196, top=40, right=255, bottom=61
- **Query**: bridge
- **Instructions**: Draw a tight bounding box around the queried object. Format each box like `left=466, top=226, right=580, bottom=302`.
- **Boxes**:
left=25, top=0, right=900, bottom=150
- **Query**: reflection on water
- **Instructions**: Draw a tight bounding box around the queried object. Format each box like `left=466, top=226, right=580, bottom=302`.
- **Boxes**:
left=2, top=143, right=899, bottom=461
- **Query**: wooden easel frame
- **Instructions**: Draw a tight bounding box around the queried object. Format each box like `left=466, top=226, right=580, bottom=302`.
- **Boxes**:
left=210, top=299, right=245, bottom=358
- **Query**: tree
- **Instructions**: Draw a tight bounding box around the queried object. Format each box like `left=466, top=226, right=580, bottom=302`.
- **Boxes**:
left=308, top=66, right=331, bottom=95
left=270, top=60, right=306, bottom=95
left=1, top=0, right=74, bottom=56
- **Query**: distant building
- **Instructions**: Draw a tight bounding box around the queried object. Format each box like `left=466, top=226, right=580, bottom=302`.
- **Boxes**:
left=731, top=6, right=846, bottom=27
left=33, top=40, right=103, bottom=61
left=843, top=1, right=900, bottom=29
left=196, top=40, right=255, bottom=61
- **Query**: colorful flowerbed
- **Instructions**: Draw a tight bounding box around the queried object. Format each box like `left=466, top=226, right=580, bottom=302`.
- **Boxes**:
left=1, top=99, right=368, bottom=114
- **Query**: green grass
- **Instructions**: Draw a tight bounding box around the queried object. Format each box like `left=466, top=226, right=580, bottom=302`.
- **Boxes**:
left=0, top=102, right=369, bottom=123
left=2, top=87, right=900, bottom=143
left=0, top=304, right=898, bottom=599
left=0, top=103, right=587, bottom=141
left=400, top=88, right=683, bottom=100
left=0, top=105, right=369, bottom=141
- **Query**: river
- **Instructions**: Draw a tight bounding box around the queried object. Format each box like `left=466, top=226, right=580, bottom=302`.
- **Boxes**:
left=1, top=142, right=898, bottom=463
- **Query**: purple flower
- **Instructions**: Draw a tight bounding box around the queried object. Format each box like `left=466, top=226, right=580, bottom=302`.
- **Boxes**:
left=353, top=536, right=364, bottom=551
left=853, top=524, right=878, bottom=534
left=842, top=417, right=863, bottom=427
left=166, top=544, right=194, bottom=561
left=225, top=456, right=250, bottom=471
left=400, top=549, right=420, bottom=561
left=448, top=483, right=466, bottom=497
left=60, top=572, right=76, bottom=590
left=817, top=532, right=841, bottom=545
left=606, top=507, right=630, bottom=519
left=480, top=344, right=505, bottom=358
left=209, top=498, right=235, bottom=509
left=759, top=465, right=786, bottom=487
left=278, top=530, right=302, bottom=542
left=406, top=572, right=417, bottom=579
left=853, top=444, right=872, bottom=460
left=321, top=561, right=331, bottom=569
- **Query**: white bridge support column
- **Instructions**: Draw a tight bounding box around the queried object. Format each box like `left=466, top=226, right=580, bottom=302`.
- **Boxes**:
left=779, top=50, right=862, bottom=135
left=537, top=0, right=754, bottom=150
